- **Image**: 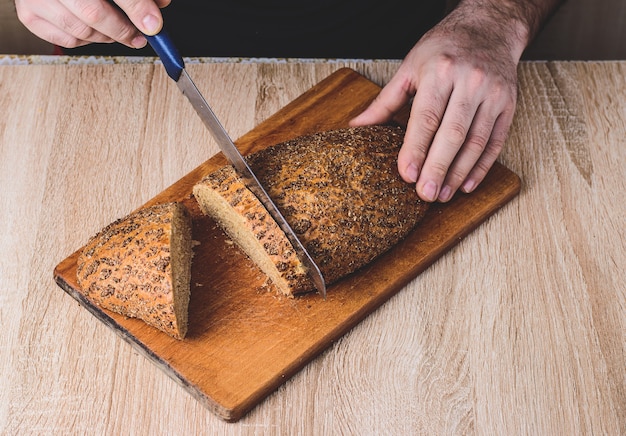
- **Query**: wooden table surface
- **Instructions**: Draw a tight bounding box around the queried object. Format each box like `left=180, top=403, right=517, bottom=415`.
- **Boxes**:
left=0, top=57, right=624, bottom=434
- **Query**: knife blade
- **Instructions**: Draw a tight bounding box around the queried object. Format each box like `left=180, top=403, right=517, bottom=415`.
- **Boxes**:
left=145, top=30, right=327, bottom=298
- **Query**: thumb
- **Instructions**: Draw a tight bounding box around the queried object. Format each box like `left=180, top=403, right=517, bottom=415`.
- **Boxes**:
left=349, top=76, right=414, bottom=127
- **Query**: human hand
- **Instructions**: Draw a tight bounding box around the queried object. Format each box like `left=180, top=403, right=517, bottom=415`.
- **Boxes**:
left=350, top=4, right=528, bottom=203
left=15, top=0, right=171, bottom=49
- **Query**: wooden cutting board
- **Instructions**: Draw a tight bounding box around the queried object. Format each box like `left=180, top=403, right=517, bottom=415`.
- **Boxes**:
left=54, top=67, right=521, bottom=422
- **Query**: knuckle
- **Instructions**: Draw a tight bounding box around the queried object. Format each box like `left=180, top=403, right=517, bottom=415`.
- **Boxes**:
left=474, top=141, right=505, bottom=174
left=492, top=81, right=518, bottom=106
left=15, top=6, right=36, bottom=26
left=445, top=121, right=468, bottom=145
left=427, top=160, right=449, bottom=179
left=464, top=134, right=489, bottom=155
left=467, top=67, right=488, bottom=90
left=115, top=25, right=139, bottom=42
left=408, top=141, right=430, bottom=158
left=416, top=108, right=442, bottom=133
left=60, top=14, right=91, bottom=39
left=77, top=3, right=106, bottom=26
left=473, top=158, right=493, bottom=176
left=434, top=53, right=456, bottom=77
left=487, top=138, right=505, bottom=155
left=74, top=28, right=94, bottom=41
left=447, top=167, right=467, bottom=187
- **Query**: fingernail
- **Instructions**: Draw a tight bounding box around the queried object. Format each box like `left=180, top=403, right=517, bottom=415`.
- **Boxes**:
left=462, top=179, right=476, bottom=193
left=439, top=185, right=452, bottom=202
left=131, top=35, right=147, bottom=48
left=405, top=163, right=418, bottom=183
left=422, top=181, right=438, bottom=202
left=142, top=14, right=161, bottom=35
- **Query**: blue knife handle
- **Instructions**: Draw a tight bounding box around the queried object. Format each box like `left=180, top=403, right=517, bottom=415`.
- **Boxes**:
left=145, top=30, right=184, bottom=81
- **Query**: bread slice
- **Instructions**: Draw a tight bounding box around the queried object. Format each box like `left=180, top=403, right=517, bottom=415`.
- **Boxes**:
left=193, top=125, right=429, bottom=296
left=76, top=202, right=193, bottom=339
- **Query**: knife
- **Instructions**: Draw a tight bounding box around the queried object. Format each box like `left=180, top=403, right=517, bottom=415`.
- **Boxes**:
left=144, top=30, right=327, bottom=299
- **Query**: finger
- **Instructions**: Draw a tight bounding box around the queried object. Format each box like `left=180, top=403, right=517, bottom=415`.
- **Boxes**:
left=396, top=76, right=453, bottom=185
left=19, top=16, right=101, bottom=47
left=55, top=0, right=142, bottom=47
left=460, top=109, right=514, bottom=194
left=112, top=0, right=164, bottom=35
left=349, top=73, right=416, bottom=127
left=16, top=1, right=115, bottom=47
left=415, top=88, right=481, bottom=202
left=437, top=103, right=497, bottom=202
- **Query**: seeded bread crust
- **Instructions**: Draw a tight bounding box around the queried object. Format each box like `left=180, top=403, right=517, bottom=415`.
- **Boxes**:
left=76, top=202, right=193, bottom=339
left=193, top=125, right=429, bottom=295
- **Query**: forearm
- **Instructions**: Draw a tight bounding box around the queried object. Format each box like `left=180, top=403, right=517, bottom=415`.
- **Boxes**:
left=447, top=0, right=565, bottom=59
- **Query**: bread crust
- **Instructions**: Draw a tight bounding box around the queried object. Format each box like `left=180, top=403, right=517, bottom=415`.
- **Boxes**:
left=76, top=202, right=193, bottom=339
left=194, top=125, right=429, bottom=295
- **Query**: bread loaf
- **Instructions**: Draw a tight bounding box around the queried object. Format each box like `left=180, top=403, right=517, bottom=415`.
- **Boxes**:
left=193, top=125, right=429, bottom=295
left=76, top=202, right=193, bottom=339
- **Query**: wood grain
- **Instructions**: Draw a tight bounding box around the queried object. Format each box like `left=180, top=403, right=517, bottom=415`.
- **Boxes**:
left=53, top=68, right=520, bottom=421
left=1, top=60, right=624, bottom=434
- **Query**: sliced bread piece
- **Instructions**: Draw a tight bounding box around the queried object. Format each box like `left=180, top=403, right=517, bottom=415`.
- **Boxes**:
left=76, top=202, right=193, bottom=339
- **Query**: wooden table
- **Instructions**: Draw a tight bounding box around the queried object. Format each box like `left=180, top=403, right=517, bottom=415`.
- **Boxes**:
left=1, top=57, right=624, bottom=434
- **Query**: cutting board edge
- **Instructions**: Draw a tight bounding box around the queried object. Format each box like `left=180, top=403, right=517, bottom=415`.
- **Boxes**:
left=53, top=270, right=237, bottom=418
